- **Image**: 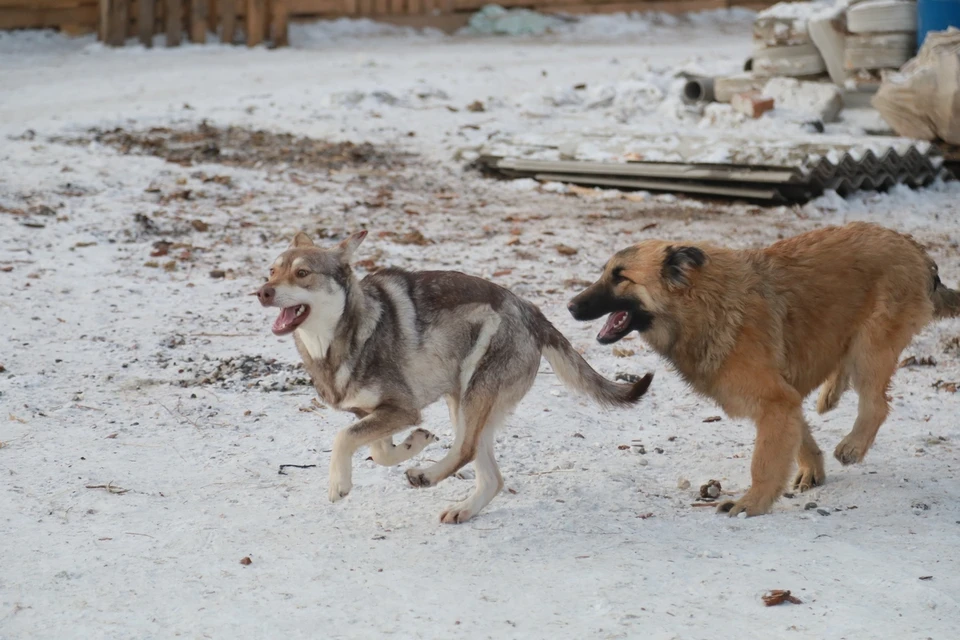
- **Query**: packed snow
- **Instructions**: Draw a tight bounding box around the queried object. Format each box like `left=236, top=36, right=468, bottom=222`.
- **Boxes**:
left=2, top=11, right=959, bottom=640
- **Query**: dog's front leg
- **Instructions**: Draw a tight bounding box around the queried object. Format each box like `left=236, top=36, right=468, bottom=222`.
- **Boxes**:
left=328, top=406, right=421, bottom=503
left=368, top=429, right=440, bottom=467
left=716, top=376, right=803, bottom=517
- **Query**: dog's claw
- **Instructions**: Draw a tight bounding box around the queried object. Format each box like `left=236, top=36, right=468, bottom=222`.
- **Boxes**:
left=440, top=507, right=474, bottom=524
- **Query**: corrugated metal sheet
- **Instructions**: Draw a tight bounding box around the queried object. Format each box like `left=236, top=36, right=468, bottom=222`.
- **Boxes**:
left=478, top=132, right=951, bottom=203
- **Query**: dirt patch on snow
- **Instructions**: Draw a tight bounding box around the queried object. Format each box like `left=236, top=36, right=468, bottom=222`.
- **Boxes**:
left=173, top=354, right=311, bottom=392
left=57, top=123, right=411, bottom=172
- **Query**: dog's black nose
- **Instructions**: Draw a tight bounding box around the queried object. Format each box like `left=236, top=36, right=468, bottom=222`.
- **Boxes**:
left=567, top=300, right=581, bottom=316
left=257, top=285, right=275, bottom=306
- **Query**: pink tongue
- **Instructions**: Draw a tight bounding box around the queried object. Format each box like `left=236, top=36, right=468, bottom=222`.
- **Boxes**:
left=599, top=311, right=628, bottom=340
left=274, top=306, right=298, bottom=332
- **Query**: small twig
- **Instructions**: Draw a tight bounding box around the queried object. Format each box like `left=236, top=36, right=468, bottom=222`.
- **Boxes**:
left=525, top=469, right=577, bottom=476
left=86, top=483, right=129, bottom=494
left=691, top=502, right=717, bottom=507
left=189, top=332, right=257, bottom=337
left=278, top=464, right=317, bottom=475
left=158, top=401, right=200, bottom=430
left=125, top=532, right=155, bottom=539
left=74, top=404, right=104, bottom=412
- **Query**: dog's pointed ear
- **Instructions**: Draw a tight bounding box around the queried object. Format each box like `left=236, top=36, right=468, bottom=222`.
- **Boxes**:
left=290, top=231, right=315, bottom=249
left=337, top=230, right=368, bottom=261
left=662, top=245, right=707, bottom=288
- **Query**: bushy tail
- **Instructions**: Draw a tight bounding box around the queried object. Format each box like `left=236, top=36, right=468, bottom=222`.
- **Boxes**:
left=932, top=277, right=960, bottom=320
left=541, top=327, right=652, bottom=408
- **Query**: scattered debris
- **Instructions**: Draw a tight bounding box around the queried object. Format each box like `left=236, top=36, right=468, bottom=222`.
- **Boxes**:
left=393, top=229, right=432, bottom=246
left=817, top=508, right=830, bottom=516
left=677, top=477, right=691, bottom=490
left=240, top=556, right=252, bottom=566
left=617, top=444, right=630, bottom=450
left=190, top=219, right=210, bottom=232
left=555, top=244, right=578, bottom=256
left=919, top=575, right=933, bottom=581
left=805, top=501, right=818, bottom=510
left=563, top=278, right=592, bottom=289
left=703, top=416, right=722, bottom=423
left=932, top=380, right=958, bottom=393
left=762, top=590, right=802, bottom=606
left=611, top=347, right=635, bottom=357
left=466, top=100, right=486, bottom=112
left=209, top=269, right=226, bottom=279
left=899, top=355, right=937, bottom=368
left=700, top=480, right=722, bottom=500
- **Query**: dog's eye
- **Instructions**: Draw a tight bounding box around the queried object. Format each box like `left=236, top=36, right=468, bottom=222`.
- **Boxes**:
left=296, top=269, right=309, bottom=278
left=612, top=267, right=627, bottom=284
left=269, top=268, right=275, bottom=277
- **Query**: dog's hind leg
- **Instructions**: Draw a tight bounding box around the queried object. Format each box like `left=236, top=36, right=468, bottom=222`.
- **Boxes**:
left=328, top=406, right=421, bottom=503
left=834, top=307, right=923, bottom=466
left=834, top=346, right=899, bottom=466
left=405, top=397, right=488, bottom=490
left=793, top=416, right=825, bottom=492
left=816, top=364, right=850, bottom=414
left=368, top=429, right=440, bottom=467
left=440, top=416, right=505, bottom=524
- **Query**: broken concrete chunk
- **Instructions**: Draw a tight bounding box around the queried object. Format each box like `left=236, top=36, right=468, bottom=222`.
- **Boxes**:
left=715, top=73, right=765, bottom=103
left=762, top=77, right=843, bottom=122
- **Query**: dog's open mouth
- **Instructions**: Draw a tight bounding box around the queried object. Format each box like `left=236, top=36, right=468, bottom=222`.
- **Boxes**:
left=598, top=311, right=632, bottom=344
left=272, top=304, right=310, bottom=336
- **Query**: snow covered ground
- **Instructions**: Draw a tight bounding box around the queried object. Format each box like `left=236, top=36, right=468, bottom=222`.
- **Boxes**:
left=2, top=11, right=960, bottom=639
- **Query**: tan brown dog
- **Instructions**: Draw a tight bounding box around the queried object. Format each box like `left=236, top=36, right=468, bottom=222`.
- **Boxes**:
left=568, top=222, right=960, bottom=516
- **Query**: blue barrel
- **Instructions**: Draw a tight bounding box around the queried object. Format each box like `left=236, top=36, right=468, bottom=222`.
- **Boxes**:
left=918, top=0, right=960, bottom=48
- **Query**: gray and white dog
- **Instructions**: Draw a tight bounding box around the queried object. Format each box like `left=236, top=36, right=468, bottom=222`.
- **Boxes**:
left=257, top=230, right=653, bottom=523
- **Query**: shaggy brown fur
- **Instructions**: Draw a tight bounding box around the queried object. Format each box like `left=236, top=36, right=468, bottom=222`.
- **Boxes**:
left=568, top=222, right=960, bottom=516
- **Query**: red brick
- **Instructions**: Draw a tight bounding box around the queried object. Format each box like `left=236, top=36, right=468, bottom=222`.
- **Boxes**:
left=731, top=91, right=775, bottom=118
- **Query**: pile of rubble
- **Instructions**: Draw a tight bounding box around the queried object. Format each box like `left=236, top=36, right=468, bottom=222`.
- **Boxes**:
left=685, top=1, right=960, bottom=147
left=684, top=2, right=919, bottom=119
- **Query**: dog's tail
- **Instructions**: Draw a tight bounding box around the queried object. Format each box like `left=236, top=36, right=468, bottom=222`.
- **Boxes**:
left=932, top=274, right=960, bottom=320
left=541, top=326, right=652, bottom=408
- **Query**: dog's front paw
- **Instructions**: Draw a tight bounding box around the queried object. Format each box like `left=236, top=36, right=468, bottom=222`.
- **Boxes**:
left=440, top=505, right=476, bottom=524
left=328, top=465, right=352, bottom=503
left=834, top=437, right=867, bottom=466
left=717, top=491, right=775, bottom=517
left=793, top=464, right=825, bottom=493
left=328, top=479, right=352, bottom=502
left=405, top=467, right=433, bottom=488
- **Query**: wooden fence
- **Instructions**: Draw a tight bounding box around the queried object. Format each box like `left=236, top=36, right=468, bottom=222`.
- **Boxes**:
left=1, top=0, right=771, bottom=47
